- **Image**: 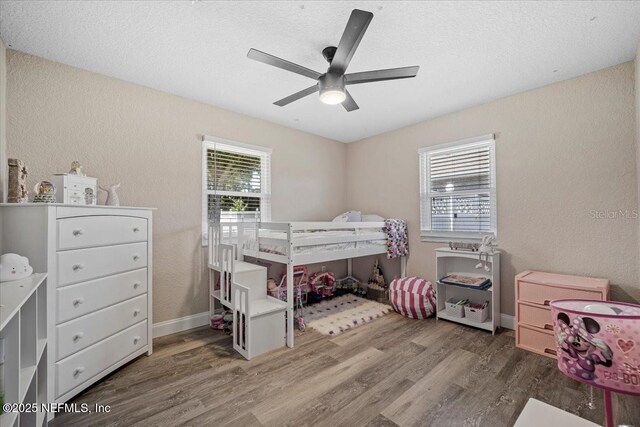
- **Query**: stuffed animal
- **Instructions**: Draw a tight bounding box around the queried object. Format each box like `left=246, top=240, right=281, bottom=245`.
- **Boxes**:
left=267, top=278, right=277, bottom=296
left=69, top=160, right=85, bottom=176
left=475, top=235, right=496, bottom=271
left=0, top=253, right=34, bottom=282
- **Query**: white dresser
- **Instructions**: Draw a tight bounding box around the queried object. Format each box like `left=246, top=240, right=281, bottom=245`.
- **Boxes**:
left=0, top=204, right=153, bottom=413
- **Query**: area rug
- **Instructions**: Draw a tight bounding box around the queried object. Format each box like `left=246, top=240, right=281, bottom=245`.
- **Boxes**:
left=304, top=295, right=392, bottom=336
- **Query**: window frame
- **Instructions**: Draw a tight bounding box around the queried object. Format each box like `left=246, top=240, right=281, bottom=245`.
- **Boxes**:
left=201, top=135, right=272, bottom=245
left=419, top=134, right=496, bottom=243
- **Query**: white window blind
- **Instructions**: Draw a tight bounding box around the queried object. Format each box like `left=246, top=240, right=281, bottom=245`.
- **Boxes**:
left=202, top=137, right=271, bottom=243
left=419, top=135, right=496, bottom=242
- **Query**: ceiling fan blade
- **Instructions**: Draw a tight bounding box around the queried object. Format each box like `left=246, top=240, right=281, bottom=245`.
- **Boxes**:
left=329, top=9, right=373, bottom=75
left=274, top=84, right=319, bottom=106
left=247, top=48, right=322, bottom=80
left=345, top=66, right=420, bottom=85
left=342, top=90, right=359, bottom=112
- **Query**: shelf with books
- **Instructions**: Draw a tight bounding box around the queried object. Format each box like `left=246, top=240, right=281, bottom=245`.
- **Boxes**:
left=435, top=248, right=500, bottom=334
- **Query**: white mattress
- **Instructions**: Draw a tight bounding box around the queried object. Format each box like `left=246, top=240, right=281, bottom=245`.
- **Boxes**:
left=242, top=229, right=387, bottom=256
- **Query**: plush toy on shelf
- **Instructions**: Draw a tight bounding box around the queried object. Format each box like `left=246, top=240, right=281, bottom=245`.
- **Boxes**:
left=475, top=235, right=496, bottom=272
left=0, top=253, right=34, bottom=282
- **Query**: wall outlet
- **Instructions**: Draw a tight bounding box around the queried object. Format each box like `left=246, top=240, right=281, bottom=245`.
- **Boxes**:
left=321, top=265, right=326, bottom=272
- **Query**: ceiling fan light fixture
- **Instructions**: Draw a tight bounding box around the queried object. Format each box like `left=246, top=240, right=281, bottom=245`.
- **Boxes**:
left=318, top=72, right=346, bottom=105
left=320, top=89, right=346, bottom=105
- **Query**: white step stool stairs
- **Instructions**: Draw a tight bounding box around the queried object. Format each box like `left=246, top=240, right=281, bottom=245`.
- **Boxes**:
left=209, top=243, right=286, bottom=360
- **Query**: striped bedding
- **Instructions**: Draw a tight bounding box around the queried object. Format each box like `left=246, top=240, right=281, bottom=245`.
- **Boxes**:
left=389, top=277, right=436, bottom=319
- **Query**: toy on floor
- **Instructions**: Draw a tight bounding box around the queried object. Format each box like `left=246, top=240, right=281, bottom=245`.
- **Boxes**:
left=209, top=310, right=234, bottom=335
left=335, top=276, right=361, bottom=295
left=309, top=271, right=336, bottom=299
left=295, top=286, right=306, bottom=332
left=270, top=266, right=309, bottom=304
left=368, top=259, right=386, bottom=288
left=267, top=278, right=277, bottom=295
left=366, top=259, right=387, bottom=301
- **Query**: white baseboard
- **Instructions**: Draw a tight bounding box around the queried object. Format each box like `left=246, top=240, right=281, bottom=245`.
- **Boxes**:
left=153, top=311, right=210, bottom=338
left=500, top=313, right=515, bottom=330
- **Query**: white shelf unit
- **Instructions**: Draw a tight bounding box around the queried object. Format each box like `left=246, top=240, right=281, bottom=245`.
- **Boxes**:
left=0, top=273, right=48, bottom=427
left=435, top=248, right=500, bottom=334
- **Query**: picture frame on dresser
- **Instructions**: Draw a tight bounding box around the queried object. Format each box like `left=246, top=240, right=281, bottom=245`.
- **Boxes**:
left=0, top=203, right=154, bottom=422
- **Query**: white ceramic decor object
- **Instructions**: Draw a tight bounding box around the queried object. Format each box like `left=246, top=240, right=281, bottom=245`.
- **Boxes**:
left=99, top=183, right=121, bottom=206
left=0, top=253, right=34, bottom=282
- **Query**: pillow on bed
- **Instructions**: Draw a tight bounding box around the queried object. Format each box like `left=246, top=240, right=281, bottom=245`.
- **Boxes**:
left=332, top=210, right=362, bottom=222
left=362, top=214, right=385, bottom=222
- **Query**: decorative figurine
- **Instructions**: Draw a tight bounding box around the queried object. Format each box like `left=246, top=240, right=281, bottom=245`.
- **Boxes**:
left=99, top=183, right=121, bottom=206
left=32, top=181, right=57, bottom=203
left=84, top=188, right=95, bottom=205
left=69, top=160, right=85, bottom=176
left=0, top=253, right=34, bottom=282
left=7, top=159, right=28, bottom=203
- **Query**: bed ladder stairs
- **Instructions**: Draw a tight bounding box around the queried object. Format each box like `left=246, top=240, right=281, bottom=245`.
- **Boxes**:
left=209, top=244, right=287, bottom=360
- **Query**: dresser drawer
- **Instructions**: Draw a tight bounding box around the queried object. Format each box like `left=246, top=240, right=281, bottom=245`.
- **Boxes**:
left=517, top=324, right=557, bottom=358
left=57, top=295, right=147, bottom=360
left=58, top=216, right=147, bottom=250
left=57, top=242, right=147, bottom=286
left=57, top=268, right=147, bottom=323
left=56, top=320, right=147, bottom=398
left=517, top=281, right=602, bottom=306
left=517, top=302, right=554, bottom=331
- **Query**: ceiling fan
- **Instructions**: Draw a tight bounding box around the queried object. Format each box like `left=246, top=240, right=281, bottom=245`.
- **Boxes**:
left=247, top=9, right=419, bottom=112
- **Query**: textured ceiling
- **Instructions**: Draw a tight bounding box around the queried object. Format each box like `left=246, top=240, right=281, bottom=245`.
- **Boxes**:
left=1, top=1, right=640, bottom=143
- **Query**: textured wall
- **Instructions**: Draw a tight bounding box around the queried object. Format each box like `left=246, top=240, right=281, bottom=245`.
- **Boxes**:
left=347, top=62, right=638, bottom=317
left=6, top=50, right=348, bottom=323
left=637, top=44, right=640, bottom=281
left=0, top=39, right=6, bottom=204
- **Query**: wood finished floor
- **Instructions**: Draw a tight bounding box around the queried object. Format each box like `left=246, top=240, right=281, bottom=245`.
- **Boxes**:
left=52, top=314, right=640, bottom=426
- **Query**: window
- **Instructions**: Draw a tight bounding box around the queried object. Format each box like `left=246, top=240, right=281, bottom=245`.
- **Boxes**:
left=419, top=134, right=496, bottom=242
left=202, top=136, right=271, bottom=243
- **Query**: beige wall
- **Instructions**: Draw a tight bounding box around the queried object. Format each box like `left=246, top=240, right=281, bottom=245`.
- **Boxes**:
left=347, top=62, right=638, bottom=317
left=0, top=39, right=6, bottom=205
left=637, top=44, right=640, bottom=279
left=5, top=48, right=638, bottom=322
left=6, top=50, right=348, bottom=323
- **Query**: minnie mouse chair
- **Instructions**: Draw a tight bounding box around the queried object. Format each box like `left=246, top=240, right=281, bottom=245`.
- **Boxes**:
left=550, top=299, right=640, bottom=427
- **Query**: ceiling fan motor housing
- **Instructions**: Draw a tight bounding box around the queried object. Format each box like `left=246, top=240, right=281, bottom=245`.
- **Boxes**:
left=318, top=72, right=345, bottom=95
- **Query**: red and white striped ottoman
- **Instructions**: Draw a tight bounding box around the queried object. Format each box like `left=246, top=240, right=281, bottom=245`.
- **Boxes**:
left=389, top=277, right=436, bottom=319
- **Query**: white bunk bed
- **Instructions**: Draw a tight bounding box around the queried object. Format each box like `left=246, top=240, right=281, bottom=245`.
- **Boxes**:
left=208, top=220, right=407, bottom=349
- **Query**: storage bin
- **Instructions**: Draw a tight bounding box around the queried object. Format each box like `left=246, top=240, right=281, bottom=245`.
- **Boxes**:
left=464, top=304, right=489, bottom=323
left=445, top=298, right=466, bottom=318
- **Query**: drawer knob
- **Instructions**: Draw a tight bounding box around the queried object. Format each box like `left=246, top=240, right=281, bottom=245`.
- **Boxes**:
left=73, top=367, right=85, bottom=377
left=72, top=264, right=84, bottom=272
left=133, top=336, right=141, bottom=345
left=72, top=229, right=84, bottom=236
left=73, top=333, right=84, bottom=342
left=133, top=309, right=141, bottom=317
left=133, top=227, right=140, bottom=233
left=133, top=255, right=140, bottom=261
left=73, top=298, right=85, bottom=307
left=133, top=282, right=141, bottom=289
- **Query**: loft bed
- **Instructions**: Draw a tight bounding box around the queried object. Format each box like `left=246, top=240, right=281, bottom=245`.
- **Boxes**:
left=208, top=220, right=407, bottom=348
